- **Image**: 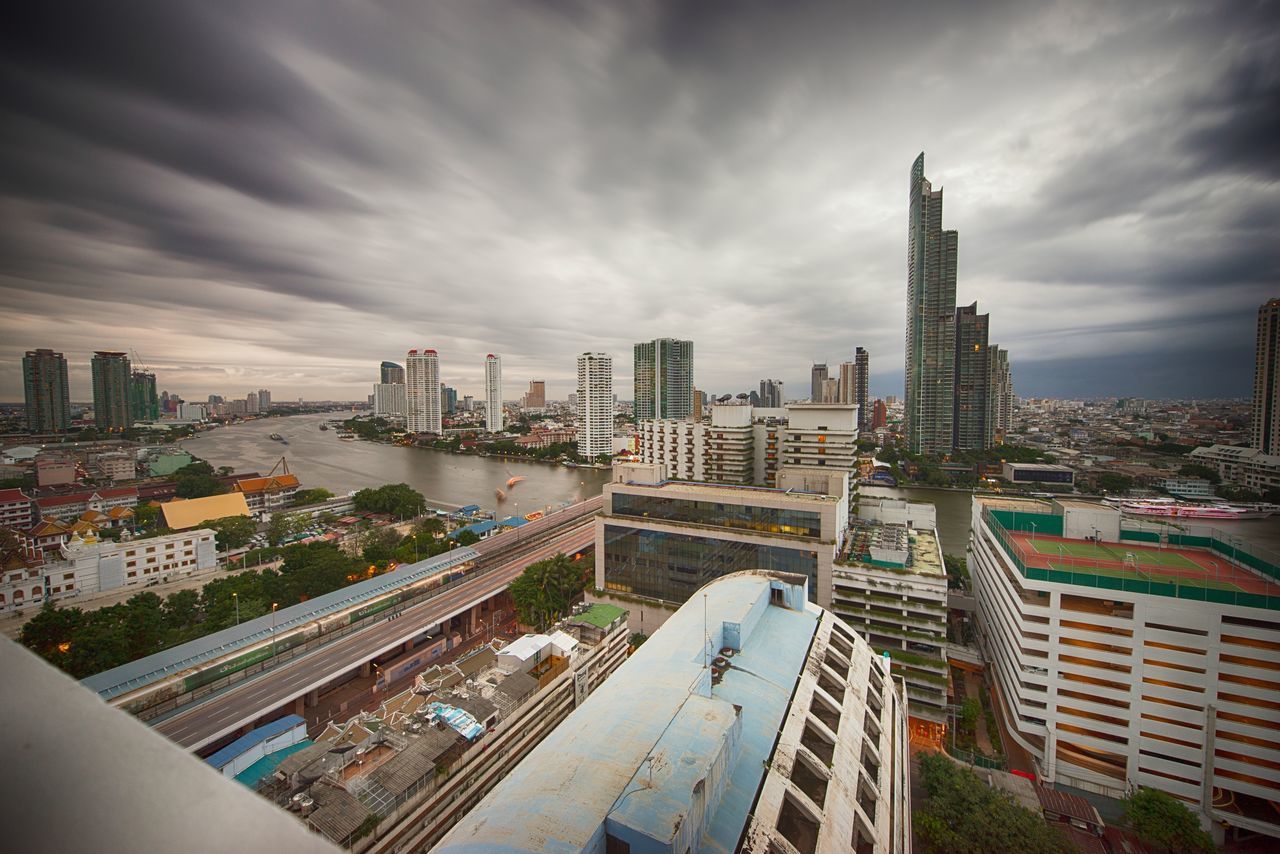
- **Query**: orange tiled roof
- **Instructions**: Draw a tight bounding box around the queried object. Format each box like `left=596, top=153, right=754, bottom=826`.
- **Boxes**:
left=234, top=474, right=300, bottom=494
left=107, top=506, right=134, bottom=519
left=29, top=519, right=70, bottom=537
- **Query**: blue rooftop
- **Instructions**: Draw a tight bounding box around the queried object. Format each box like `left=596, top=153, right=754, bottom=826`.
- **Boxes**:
left=205, top=715, right=306, bottom=771
left=434, top=571, right=817, bottom=853
left=234, top=740, right=313, bottom=788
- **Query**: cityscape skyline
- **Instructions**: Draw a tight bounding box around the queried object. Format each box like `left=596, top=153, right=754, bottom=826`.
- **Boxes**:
left=2, top=3, right=1273, bottom=402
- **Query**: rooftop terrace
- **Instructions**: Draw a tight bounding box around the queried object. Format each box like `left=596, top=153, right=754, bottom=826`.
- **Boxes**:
left=983, top=507, right=1280, bottom=611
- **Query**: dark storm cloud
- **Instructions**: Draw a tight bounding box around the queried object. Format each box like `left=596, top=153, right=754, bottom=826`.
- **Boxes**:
left=0, top=0, right=1275, bottom=401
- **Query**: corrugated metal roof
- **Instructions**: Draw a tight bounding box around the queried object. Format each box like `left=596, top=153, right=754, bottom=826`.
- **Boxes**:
left=205, top=714, right=305, bottom=770
left=81, top=546, right=479, bottom=699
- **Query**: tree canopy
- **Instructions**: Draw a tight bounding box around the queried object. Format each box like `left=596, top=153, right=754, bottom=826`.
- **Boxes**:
left=1121, top=787, right=1214, bottom=853
left=509, top=553, right=588, bottom=630
left=173, top=459, right=229, bottom=499
left=352, top=483, right=426, bottom=518
left=205, top=515, right=257, bottom=550
left=914, top=753, right=1070, bottom=854
left=22, top=542, right=380, bottom=679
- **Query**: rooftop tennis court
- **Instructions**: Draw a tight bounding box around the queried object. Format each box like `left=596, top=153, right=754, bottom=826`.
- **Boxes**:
left=1006, top=531, right=1277, bottom=596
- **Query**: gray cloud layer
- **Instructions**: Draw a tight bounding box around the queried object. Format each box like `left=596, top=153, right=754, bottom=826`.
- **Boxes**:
left=2, top=0, right=1276, bottom=402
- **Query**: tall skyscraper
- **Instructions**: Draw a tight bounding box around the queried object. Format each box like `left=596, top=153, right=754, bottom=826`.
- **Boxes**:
left=953, top=302, right=991, bottom=451
left=522, top=380, right=546, bottom=409
left=130, top=371, right=159, bottom=422
left=246, top=391, right=260, bottom=414
left=758, top=379, right=784, bottom=408
left=854, top=347, right=870, bottom=430
left=633, top=338, right=694, bottom=420
left=810, top=363, right=827, bottom=402
left=577, top=352, right=613, bottom=459
left=405, top=349, right=441, bottom=434
left=484, top=354, right=503, bottom=433
left=905, top=152, right=959, bottom=455
left=91, top=351, right=133, bottom=431
left=441, top=385, right=458, bottom=415
left=257, top=389, right=272, bottom=412
left=872, top=398, right=888, bottom=429
left=1254, top=298, right=1280, bottom=454
left=987, top=346, right=1013, bottom=442
left=23, top=348, right=71, bottom=433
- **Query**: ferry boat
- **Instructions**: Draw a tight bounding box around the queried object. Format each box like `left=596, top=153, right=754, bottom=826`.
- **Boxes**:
left=319, top=424, right=329, bottom=431
left=269, top=432, right=284, bottom=442
left=1102, top=498, right=1260, bottom=520
left=336, top=430, right=356, bottom=441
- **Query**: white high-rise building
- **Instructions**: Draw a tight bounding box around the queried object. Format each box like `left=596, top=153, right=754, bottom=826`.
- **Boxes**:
left=373, top=383, right=407, bottom=421
left=576, top=353, right=613, bottom=460
left=484, top=354, right=503, bottom=433
left=405, top=349, right=441, bottom=434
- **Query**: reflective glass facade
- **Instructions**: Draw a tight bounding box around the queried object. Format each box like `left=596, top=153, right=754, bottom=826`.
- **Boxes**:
left=603, top=524, right=820, bottom=604
left=611, top=494, right=823, bottom=539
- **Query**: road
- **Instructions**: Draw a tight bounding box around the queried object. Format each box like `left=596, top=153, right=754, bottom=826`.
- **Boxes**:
left=154, top=519, right=596, bottom=751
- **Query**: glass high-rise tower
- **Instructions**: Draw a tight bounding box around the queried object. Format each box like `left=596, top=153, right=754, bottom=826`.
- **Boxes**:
left=905, top=152, right=958, bottom=455
left=92, top=351, right=133, bottom=431
left=1254, top=298, right=1280, bottom=454
left=131, top=371, right=159, bottom=422
left=953, top=302, right=990, bottom=451
left=23, top=348, right=71, bottom=433
left=633, top=338, right=694, bottom=421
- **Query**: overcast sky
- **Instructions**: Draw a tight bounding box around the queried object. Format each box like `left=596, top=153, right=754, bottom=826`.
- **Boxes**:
left=2, top=1, right=1276, bottom=404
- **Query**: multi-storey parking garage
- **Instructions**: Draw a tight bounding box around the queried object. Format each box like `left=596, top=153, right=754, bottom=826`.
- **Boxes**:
left=969, top=495, right=1280, bottom=843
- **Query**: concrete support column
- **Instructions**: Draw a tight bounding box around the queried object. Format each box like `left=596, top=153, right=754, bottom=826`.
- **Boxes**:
left=294, top=696, right=305, bottom=716
left=359, top=661, right=372, bottom=678
left=470, top=604, right=482, bottom=635
left=403, top=640, right=414, bottom=655
left=305, top=689, right=319, bottom=708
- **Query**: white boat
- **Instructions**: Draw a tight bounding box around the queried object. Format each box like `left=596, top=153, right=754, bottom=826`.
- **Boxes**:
left=1103, top=498, right=1253, bottom=520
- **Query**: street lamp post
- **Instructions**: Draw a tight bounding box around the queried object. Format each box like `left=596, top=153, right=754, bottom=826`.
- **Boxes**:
left=232, top=592, right=239, bottom=626
left=270, top=602, right=279, bottom=657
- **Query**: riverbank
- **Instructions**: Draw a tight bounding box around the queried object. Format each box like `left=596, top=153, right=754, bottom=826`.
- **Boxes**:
left=181, top=412, right=612, bottom=516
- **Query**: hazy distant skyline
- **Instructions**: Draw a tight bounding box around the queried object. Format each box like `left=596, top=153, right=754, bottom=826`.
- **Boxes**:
left=2, top=1, right=1275, bottom=402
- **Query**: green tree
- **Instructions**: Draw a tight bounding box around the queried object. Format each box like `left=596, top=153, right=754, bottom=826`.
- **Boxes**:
left=173, top=459, right=229, bottom=499
left=20, top=601, right=84, bottom=662
left=266, top=512, right=300, bottom=546
left=134, top=502, right=160, bottom=530
left=351, top=483, right=425, bottom=519
left=360, top=527, right=402, bottom=564
left=508, top=553, right=588, bottom=629
left=1122, top=787, right=1214, bottom=853
left=292, top=487, right=334, bottom=506
left=205, top=515, right=257, bottom=550
left=1096, top=473, right=1133, bottom=494
left=944, top=554, right=970, bottom=592
left=915, top=753, right=1070, bottom=854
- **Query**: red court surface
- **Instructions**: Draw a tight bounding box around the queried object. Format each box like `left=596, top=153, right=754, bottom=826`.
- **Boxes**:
left=1005, top=531, right=1279, bottom=597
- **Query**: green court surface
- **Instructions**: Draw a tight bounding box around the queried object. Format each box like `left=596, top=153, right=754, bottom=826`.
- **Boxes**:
left=1046, top=561, right=1243, bottom=593
left=1028, top=538, right=1200, bottom=570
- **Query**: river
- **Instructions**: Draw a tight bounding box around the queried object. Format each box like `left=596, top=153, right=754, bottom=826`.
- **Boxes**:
left=862, top=485, right=1280, bottom=558
left=181, top=412, right=612, bottom=516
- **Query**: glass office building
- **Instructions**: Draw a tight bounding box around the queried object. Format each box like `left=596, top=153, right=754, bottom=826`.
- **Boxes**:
left=610, top=493, right=823, bottom=539
left=602, top=525, right=820, bottom=604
